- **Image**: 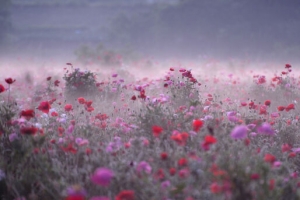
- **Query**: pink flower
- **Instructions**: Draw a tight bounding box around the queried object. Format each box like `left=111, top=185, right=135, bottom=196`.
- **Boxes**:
left=272, top=161, right=281, bottom=168
left=91, top=168, right=114, bottom=187
left=257, top=123, right=274, bottom=135
left=136, top=161, right=152, bottom=174
left=230, top=125, right=248, bottom=139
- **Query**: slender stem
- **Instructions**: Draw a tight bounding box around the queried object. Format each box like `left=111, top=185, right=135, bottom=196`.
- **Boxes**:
left=7, top=85, right=10, bottom=105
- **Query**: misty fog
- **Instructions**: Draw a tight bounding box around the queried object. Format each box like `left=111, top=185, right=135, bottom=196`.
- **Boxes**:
left=0, top=0, right=300, bottom=73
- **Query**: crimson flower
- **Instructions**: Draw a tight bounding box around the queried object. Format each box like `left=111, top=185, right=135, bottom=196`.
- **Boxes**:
left=204, top=135, right=217, bottom=145
left=264, top=154, right=276, bottom=164
left=5, top=78, right=16, bottom=84
left=250, top=173, right=260, bottom=180
left=178, top=158, right=188, bottom=167
left=131, top=95, right=136, bottom=100
left=193, top=119, right=204, bottom=132
left=65, top=195, right=85, bottom=200
left=160, top=152, right=168, bottom=160
left=286, top=104, right=295, bottom=111
left=152, top=125, right=163, bottom=137
left=277, top=106, right=285, bottom=111
left=65, top=104, right=73, bottom=112
left=20, top=109, right=35, bottom=120
left=0, top=84, right=5, bottom=93
left=201, top=135, right=217, bottom=150
left=285, top=64, right=292, bottom=68
left=115, top=190, right=135, bottom=200
left=20, top=126, right=38, bottom=135
left=171, top=132, right=189, bottom=146
left=37, top=101, right=51, bottom=113
left=264, top=100, right=271, bottom=106
left=62, top=143, right=77, bottom=154
left=54, top=80, right=60, bottom=86
left=77, top=97, right=86, bottom=104
left=169, top=168, right=176, bottom=176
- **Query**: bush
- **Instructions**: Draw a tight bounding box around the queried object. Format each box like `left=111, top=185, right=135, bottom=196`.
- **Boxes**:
left=63, top=65, right=98, bottom=100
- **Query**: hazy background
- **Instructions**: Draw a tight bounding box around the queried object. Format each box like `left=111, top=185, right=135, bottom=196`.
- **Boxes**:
left=0, top=0, right=300, bottom=66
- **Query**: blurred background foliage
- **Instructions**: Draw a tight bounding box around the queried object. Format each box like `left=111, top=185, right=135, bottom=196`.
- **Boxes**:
left=2, top=0, right=300, bottom=62
left=0, top=0, right=11, bottom=44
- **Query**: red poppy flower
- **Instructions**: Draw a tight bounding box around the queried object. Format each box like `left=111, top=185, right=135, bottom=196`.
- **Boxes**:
left=160, top=152, right=168, bottom=160
left=62, top=143, right=77, bottom=154
left=240, top=102, right=247, bottom=106
left=289, top=152, right=296, bottom=158
left=51, top=111, right=58, bottom=117
left=178, top=158, right=188, bottom=167
left=277, top=106, right=285, bottom=111
left=77, top=97, right=85, bottom=104
left=65, top=104, right=73, bottom=112
left=171, top=132, right=189, bottom=146
left=54, top=80, right=60, bottom=86
left=20, top=109, right=35, bottom=119
left=85, top=101, right=93, bottom=107
left=65, top=195, right=85, bottom=200
left=5, top=78, right=16, bottom=84
left=250, top=173, right=260, bottom=180
left=138, top=89, right=146, bottom=100
left=0, top=84, right=5, bottom=93
left=264, top=100, right=271, bottom=106
left=201, top=135, right=217, bottom=150
left=152, top=125, right=163, bottom=137
left=115, top=190, right=135, bottom=200
left=204, top=135, right=217, bottom=145
left=281, top=143, right=291, bottom=152
left=210, top=182, right=222, bottom=194
left=37, top=101, right=51, bottom=113
left=169, top=168, right=176, bottom=176
left=285, top=64, right=292, bottom=68
left=20, top=126, right=38, bottom=135
left=95, top=114, right=109, bottom=121
left=193, top=119, right=203, bottom=132
left=286, top=104, right=295, bottom=111
left=58, top=127, right=65, bottom=135
left=264, top=154, right=276, bottom=164
left=131, top=95, right=137, bottom=101
left=86, top=106, right=94, bottom=112
left=154, top=168, right=165, bottom=180
left=269, top=179, right=275, bottom=190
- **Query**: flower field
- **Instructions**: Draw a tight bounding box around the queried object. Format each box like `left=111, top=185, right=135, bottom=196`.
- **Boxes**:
left=0, top=60, right=300, bottom=200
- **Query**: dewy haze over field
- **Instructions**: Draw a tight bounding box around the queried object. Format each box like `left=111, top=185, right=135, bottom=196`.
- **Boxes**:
left=0, top=0, right=300, bottom=79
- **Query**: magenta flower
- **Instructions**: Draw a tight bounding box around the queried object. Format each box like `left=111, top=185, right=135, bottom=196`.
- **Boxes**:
left=257, top=123, right=274, bottom=135
left=136, top=161, right=152, bottom=174
left=230, top=125, right=248, bottom=139
left=91, top=168, right=114, bottom=187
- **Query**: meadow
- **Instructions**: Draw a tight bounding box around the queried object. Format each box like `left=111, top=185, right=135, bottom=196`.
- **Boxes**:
left=0, top=59, right=300, bottom=200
